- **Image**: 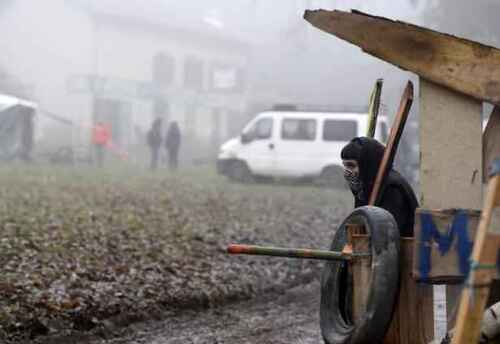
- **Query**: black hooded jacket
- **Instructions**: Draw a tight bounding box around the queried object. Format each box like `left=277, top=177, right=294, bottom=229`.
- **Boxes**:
left=341, top=137, right=418, bottom=237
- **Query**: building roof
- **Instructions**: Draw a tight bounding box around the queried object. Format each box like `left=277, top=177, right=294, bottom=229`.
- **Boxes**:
left=68, top=0, right=259, bottom=48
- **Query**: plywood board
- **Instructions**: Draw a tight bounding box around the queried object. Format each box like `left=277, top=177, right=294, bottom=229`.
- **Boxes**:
left=304, top=9, right=500, bottom=105
left=420, top=79, right=483, bottom=209
left=413, top=208, right=481, bottom=283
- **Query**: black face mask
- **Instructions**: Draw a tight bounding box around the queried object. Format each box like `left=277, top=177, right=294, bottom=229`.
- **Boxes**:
left=344, top=168, right=364, bottom=200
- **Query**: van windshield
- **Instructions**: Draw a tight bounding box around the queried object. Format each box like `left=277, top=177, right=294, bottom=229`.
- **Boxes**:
left=323, top=120, right=357, bottom=142
left=242, top=117, right=273, bottom=140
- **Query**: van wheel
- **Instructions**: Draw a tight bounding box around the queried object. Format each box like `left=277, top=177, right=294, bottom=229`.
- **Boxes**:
left=229, top=161, right=253, bottom=183
left=318, top=166, right=345, bottom=188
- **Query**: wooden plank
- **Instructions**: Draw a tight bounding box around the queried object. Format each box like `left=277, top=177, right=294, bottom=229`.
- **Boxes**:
left=351, top=233, right=371, bottom=323
left=452, top=175, right=500, bottom=344
left=303, top=9, right=500, bottom=105
left=369, top=81, right=413, bottom=205
left=420, top=80, right=483, bottom=210
left=385, top=238, right=434, bottom=344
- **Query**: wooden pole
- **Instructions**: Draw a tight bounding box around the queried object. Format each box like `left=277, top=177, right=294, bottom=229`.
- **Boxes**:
left=451, top=162, right=500, bottom=344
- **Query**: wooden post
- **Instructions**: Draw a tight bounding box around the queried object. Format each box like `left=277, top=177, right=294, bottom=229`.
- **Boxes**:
left=420, top=79, right=483, bottom=332
left=420, top=79, right=483, bottom=210
left=350, top=232, right=371, bottom=322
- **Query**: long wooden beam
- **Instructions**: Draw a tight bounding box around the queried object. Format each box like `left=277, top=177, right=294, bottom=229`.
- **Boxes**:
left=304, top=9, right=500, bottom=105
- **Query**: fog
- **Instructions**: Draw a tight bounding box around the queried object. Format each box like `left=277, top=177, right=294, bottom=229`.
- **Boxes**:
left=0, top=0, right=498, bottom=170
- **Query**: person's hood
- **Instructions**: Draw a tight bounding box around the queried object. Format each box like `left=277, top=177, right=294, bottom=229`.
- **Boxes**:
left=342, top=137, right=386, bottom=202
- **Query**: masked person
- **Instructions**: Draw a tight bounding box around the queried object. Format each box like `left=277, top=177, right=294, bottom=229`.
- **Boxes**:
left=341, top=137, right=418, bottom=237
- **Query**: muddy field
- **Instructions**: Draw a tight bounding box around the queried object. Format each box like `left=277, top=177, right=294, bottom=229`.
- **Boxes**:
left=83, top=281, right=323, bottom=344
left=0, top=166, right=352, bottom=343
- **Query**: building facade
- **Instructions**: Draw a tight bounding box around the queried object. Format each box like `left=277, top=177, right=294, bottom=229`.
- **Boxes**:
left=0, top=0, right=250, bottom=163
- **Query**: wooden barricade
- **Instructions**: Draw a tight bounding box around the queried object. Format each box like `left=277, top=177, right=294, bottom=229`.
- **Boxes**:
left=347, top=226, right=434, bottom=344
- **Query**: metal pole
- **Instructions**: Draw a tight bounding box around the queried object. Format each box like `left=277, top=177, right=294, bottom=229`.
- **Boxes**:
left=227, top=244, right=370, bottom=261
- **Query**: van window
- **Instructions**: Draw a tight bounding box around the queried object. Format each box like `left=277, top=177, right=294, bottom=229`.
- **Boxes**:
left=281, top=119, right=316, bottom=141
left=243, top=117, right=273, bottom=140
left=323, top=120, right=357, bottom=142
left=255, top=118, right=273, bottom=139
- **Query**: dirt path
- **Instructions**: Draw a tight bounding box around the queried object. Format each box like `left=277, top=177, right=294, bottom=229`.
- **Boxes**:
left=87, top=281, right=322, bottom=344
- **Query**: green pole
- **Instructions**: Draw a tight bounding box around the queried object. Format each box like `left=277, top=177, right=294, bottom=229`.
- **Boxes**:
left=227, top=244, right=370, bottom=261
left=366, top=78, right=383, bottom=138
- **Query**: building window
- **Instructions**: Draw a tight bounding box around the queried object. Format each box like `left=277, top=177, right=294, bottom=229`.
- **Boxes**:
left=152, top=53, right=175, bottom=87
left=281, top=118, right=316, bottom=141
left=153, top=97, right=169, bottom=120
left=322, top=120, right=357, bottom=142
left=184, top=56, right=203, bottom=91
left=209, top=64, right=245, bottom=93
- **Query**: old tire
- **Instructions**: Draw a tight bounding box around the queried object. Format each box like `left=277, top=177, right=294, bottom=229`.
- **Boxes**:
left=228, top=160, right=254, bottom=183
left=320, top=206, right=400, bottom=344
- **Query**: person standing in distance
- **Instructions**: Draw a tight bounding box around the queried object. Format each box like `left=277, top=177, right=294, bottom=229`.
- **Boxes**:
left=92, top=122, right=111, bottom=168
left=147, top=118, right=163, bottom=170
left=165, top=121, right=181, bottom=171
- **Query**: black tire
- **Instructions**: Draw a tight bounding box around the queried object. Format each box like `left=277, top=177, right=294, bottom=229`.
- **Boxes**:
left=318, top=166, right=346, bottom=188
left=228, top=160, right=254, bottom=183
left=320, top=206, right=400, bottom=344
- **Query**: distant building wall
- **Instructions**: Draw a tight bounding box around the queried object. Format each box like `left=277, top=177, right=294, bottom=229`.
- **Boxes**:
left=91, top=14, right=250, bottom=161
left=95, top=15, right=249, bottom=133
left=0, top=1, right=251, bottom=164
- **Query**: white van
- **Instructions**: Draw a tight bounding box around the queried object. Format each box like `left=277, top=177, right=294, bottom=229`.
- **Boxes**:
left=217, top=111, right=388, bottom=184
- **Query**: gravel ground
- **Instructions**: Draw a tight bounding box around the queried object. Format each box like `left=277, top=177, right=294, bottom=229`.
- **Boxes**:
left=0, top=166, right=352, bottom=343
